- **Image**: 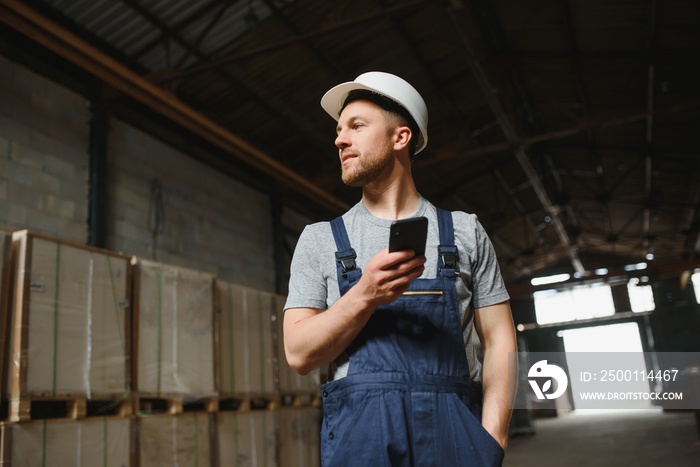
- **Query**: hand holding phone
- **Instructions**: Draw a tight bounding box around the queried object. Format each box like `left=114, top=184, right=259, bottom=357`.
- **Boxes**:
left=389, top=217, right=428, bottom=257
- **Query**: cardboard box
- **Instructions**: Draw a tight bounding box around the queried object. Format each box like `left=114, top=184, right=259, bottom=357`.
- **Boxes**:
left=9, top=231, right=131, bottom=406
left=137, top=413, right=211, bottom=466
left=1, top=417, right=132, bottom=466
left=274, top=294, right=321, bottom=396
left=277, top=407, right=321, bottom=467
left=132, top=258, right=216, bottom=399
left=217, top=282, right=275, bottom=397
left=217, top=410, right=277, bottom=466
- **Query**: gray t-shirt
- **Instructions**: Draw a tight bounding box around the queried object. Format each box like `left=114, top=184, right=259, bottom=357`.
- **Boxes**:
left=284, top=196, right=509, bottom=381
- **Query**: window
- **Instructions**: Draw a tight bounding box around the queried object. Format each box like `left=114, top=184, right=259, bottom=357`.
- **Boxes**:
left=627, top=277, right=655, bottom=312
left=534, top=283, right=615, bottom=325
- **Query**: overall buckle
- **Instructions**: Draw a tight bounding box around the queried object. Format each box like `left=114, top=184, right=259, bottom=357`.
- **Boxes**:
left=335, top=249, right=357, bottom=275
left=439, top=245, right=459, bottom=269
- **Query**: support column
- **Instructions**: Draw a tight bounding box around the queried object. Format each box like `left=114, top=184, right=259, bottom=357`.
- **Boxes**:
left=87, top=97, right=110, bottom=248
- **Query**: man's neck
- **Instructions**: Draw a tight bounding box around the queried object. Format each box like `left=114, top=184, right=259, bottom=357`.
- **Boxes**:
left=361, top=176, right=420, bottom=220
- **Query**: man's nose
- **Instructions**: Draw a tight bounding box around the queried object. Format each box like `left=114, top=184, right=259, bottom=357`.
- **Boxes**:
left=335, top=130, right=349, bottom=149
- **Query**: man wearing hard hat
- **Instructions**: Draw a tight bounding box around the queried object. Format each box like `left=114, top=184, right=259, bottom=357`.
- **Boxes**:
left=284, top=72, right=516, bottom=466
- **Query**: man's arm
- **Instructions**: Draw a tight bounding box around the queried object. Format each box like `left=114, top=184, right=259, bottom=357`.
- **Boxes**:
left=284, top=248, right=425, bottom=375
left=474, top=301, right=517, bottom=450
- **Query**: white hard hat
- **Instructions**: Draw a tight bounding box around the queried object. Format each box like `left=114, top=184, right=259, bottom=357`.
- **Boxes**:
left=320, top=71, right=428, bottom=154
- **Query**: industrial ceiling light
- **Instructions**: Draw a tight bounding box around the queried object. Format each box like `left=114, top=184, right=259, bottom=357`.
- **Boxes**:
left=624, top=262, right=648, bottom=272
left=531, top=273, right=571, bottom=286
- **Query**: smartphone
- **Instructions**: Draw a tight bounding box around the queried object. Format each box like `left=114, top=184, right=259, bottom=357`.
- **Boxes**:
left=389, top=216, right=428, bottom=257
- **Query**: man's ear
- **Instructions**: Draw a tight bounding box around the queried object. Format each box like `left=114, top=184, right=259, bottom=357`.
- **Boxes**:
left=392, top=126, right=412, bottom=151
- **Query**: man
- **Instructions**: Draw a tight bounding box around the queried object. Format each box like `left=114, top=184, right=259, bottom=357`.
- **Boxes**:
left=284, top=71, right=516, bottom=466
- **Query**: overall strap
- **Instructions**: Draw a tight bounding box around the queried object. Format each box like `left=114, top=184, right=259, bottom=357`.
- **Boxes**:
left=436, top=208, right=459, bottom=278
left=330, top=216, right=362, bottom=290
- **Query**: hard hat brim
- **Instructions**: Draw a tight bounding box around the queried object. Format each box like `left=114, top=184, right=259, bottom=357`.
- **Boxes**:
left=320, top=81, right=379, bottom=121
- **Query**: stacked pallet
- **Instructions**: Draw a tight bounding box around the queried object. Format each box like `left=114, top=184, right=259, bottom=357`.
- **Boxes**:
left=131, top=257, right=217, bottom=412
left=1, top=417, right=132, bottom=465
left=217, top=282, right=276, bottom=406
left=136, top=412, right=213, bottom=466
left=278, top=407, right=321, bottom=467
left=273, top=294, right=321, bottom=407
left=7, top=231, right=132, bottom=422
left=217, top=410, right=277, bottom=466
left=1, top=230, right=135, bottom=465
left=0, top=228, right=321, bottom=466
left=274, top=294, right=322, bottom=467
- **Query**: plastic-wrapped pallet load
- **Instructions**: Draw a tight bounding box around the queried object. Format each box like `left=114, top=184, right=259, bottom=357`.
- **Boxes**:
left=277, top=407, right=321, bottom=467
left=132, top=258, right=216, bottom=399
left=273, top=294, right=321, bottom=397
left=8, top=231, right=131, bottom=421
left=217, top=281, right=275, bottom=398
left=0, top=228, right=12, bottom=400
left=0, top=417, right=131, bottom=466
left=137, top=413, right=211, bottom=466
left=217, top=410, right=277, bottom=466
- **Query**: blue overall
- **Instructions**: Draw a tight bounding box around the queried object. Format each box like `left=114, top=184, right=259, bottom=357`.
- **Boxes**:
left=320, top=209, right=504, bottom=467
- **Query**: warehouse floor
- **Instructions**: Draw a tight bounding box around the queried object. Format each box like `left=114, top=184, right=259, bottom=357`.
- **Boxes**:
left=503, top=408, right=699, bottom=466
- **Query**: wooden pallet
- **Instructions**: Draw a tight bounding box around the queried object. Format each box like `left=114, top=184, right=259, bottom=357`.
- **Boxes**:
left=8, top=392, right=133, bottom=422
left=134, top=393, right=218, bottom=415
left=134, top=394, right=282, bottom=414
left=280, top=393, right=321, bottom=408
left=216, top=394, right=280, bottom=412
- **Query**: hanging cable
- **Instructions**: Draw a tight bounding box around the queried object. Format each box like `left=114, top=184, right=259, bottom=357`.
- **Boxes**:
left=148, top=178, right=166, bottom=260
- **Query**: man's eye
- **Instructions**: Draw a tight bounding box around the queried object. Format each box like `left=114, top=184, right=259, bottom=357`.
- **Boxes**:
left=353, top=123, right=363, bottom=130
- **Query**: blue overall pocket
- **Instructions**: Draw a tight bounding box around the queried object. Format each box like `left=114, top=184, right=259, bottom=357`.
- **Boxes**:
left=321, top=389, right=386, bottom=467
left=444, top=392, right=505, bottom=466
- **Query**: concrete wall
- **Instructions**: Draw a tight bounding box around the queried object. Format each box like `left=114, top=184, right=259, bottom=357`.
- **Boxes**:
left=0, top=54, right=281, bottom=292
left=0, top=55, right=90, bottom=242
left=107, top=120, right=274, bottom=289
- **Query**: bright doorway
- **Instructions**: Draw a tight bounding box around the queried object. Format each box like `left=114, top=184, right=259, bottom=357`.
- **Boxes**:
left=560, top=322, right=652, bottom=409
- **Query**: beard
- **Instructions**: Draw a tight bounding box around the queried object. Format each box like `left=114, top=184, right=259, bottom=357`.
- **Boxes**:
left=341, top=140, right=394, bottom=187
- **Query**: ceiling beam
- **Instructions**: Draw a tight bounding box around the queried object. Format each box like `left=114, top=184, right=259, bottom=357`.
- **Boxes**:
left=642, top=0, right=659, bottom=256
left=507, top=259, right=700, bottom=299
left=421, top=101, right=700, bottom=167
left=480, top=49, right=700, bottom=64
left=447, top=2, right=586, bottom=276
left=458, top=0, right=584, bottom=255
left=130, top=0, right=236, bottom=61
left=174, top=0, right=231, bottom=70
left=153, top=0, right=433, bottom=85
left=122, top=0, right=331, bottom=151
left=0, top=0, right=350, bottom=215
left=560, top=0, right=610, bottom=245
left=562, top=0, right=592, bottom=120
left=261, top=0, right=346, bottom=78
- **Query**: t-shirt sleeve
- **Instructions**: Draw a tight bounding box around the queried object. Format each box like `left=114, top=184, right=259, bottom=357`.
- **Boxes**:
left=284, top=223, right=330, bottom=311
left=470, top=218, right=510, bottom=308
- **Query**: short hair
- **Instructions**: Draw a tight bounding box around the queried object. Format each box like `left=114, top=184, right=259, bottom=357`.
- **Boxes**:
left=342, top=89, right=420, bottom=158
